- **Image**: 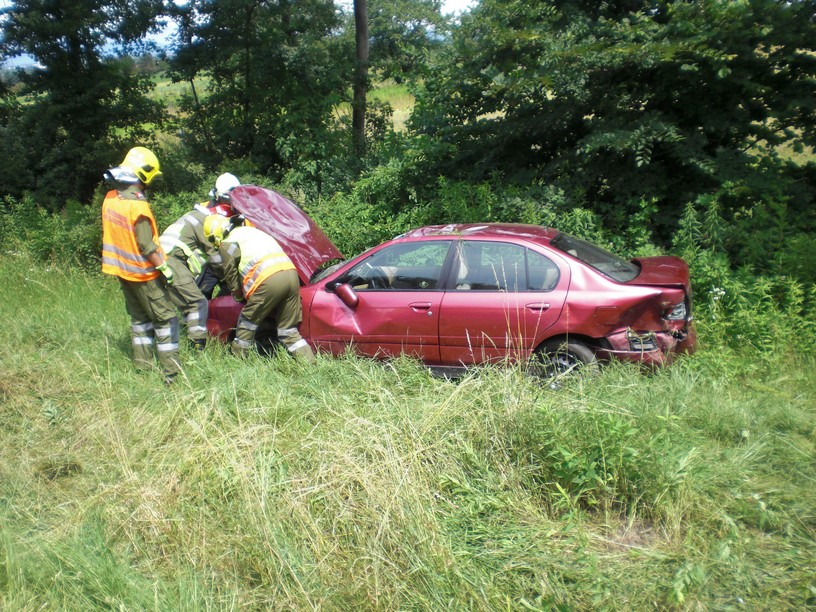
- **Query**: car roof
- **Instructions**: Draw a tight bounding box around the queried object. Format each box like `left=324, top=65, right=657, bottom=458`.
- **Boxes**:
left=400, top=223, right=559, bottom=244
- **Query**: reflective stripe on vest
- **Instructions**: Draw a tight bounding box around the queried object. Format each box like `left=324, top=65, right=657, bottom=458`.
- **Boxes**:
left=159, top=211, right=207, bottom=275
left=223, top=226, right=295, bottom=298
left=101, top=190, right=161, bottom=281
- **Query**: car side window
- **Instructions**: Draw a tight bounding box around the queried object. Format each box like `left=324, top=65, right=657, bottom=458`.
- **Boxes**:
left=341, top=241, right=451, bottom=290
left=454, top=241, right=527, bottom=291
left=527, top=250, right=560, bottom=292
left=454, top=242, right=559, bottom=292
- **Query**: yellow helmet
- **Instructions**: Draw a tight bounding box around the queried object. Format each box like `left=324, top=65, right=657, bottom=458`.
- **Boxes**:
left=203, top=214, right=232, bottom=246
left=121, top=146, right=162, bottom=185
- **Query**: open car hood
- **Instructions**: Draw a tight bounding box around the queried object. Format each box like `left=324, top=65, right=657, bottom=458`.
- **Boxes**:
left=230, top=185, right=343, bottom=284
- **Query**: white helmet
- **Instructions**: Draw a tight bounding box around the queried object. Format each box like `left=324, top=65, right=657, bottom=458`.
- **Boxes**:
left=213, top=173, right=241, bottom=202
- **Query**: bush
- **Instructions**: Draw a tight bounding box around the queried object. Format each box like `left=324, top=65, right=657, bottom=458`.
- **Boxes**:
left=4, top=168, right=814, bottom=363
left=0, top=195, right=100, bottom=272
left=673, top=197, right=816, bottom=354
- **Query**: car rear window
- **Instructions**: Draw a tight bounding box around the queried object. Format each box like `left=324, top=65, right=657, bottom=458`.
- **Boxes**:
left=550, top=233, right=640, bottom=282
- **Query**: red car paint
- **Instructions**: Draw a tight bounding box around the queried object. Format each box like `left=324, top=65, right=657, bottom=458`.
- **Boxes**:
left=207, top=187, right=696, bottom=370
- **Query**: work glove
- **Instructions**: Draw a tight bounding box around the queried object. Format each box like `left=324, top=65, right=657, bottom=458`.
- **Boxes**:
left=156, top=261, right=174, bottom=285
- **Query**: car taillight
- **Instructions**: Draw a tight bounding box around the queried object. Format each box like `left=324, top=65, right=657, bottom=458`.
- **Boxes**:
left=664, top=301, right=687, bottom=321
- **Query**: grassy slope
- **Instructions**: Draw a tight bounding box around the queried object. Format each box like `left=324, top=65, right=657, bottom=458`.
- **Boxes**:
left=1, top=252, right=814, bottom=610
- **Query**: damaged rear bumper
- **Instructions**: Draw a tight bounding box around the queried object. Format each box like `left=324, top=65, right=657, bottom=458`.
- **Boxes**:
left=595, top=324, right=697, bottom=367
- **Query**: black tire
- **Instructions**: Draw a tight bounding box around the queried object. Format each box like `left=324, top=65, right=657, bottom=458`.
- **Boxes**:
left=531, top=339, right=599, bottom=382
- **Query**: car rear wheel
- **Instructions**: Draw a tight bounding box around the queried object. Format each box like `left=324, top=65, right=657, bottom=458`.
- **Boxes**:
left=531, top=339, right=599, bottom=383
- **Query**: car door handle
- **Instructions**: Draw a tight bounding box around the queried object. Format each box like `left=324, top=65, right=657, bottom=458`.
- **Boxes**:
left=526, top=303, right=551, bottom=312
left=409, top=301, right=432, bottom=311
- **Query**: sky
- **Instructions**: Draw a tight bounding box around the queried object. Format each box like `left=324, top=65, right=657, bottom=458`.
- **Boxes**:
left=441, top=0, right=476, bottom=15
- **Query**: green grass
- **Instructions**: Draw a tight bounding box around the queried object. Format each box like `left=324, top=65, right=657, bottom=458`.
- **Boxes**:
left=370, top=82, right=415, bottom=131
left=150, top=74, right=213, bottom=116
left=1, top=250, right=814, bottom=609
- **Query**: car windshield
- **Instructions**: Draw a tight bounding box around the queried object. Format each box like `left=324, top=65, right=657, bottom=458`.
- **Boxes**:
left=311, top=259, right=347, bottom=284
left=550, top=233, right=640, bottom=282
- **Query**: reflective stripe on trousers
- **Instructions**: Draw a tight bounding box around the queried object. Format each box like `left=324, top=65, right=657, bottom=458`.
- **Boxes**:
left=154, top=318, right=181, bottom=377
left=233, top=315, right=258, bottom=351
left=278, top=327, right=307, bottom=352
left=131, top=320, right=155, bottom=369
left=185, top=311, right=207, bottom=336
left=155, top=319, right=180, bottom=353
left=165, top=256, right=209, bottom=342
left=231, top=315, right=257, bottom=356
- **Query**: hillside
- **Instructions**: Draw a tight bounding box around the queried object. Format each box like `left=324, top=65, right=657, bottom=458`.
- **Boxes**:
left=1, top=251, right=814, bottom=609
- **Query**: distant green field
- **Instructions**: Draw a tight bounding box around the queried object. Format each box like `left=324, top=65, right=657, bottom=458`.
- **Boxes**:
left=151, top=74, right=415, bottom=130
left=149, top=74, right=211, bottom=115
left=370, top=82, right=415, bottom=131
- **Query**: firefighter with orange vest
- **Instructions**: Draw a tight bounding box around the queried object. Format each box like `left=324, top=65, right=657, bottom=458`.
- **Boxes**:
left=202, top=214, right=315, bottom=360
left=101, top=147, right=181, bottom=383
left=158, top=173, right=242, bottom=349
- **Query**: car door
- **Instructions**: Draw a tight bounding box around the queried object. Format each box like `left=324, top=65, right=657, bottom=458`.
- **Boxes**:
left=438, top=240, right=569, bottom=365
left=307, top=240, right=453, bottom=363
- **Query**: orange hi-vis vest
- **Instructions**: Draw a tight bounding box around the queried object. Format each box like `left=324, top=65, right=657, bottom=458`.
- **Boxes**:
left=224, top=226, right=295, bottom=298
left=101, top=189, right=161, bottom=281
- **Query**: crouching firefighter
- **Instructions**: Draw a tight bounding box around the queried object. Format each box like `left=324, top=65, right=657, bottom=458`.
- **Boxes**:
left=196, top=172, right=243, bottom=299
left=202, top=214, right=315, bottom=361
left=159, top=211, right=218, bottom=350
left=101, top=147, right=181, bottom=384
left=158, top=174, right=245, bottom=348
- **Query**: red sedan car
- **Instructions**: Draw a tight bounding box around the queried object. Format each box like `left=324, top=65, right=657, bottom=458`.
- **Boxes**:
left=207, top=186, right=696, bottom=374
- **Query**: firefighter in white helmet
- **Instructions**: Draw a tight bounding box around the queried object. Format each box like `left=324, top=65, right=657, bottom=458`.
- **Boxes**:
left=197, top=173, right=245, bottom=298
left=210, top=172, right=241, bottom=208
left=203, top=214, right=315, bottom=360
left=158, top=173, right=242, bottom=348
left=101, top=146, right=181, bottom=384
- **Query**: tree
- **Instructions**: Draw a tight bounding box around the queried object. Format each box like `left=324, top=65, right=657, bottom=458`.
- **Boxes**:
left=0, top=0, right=166, bottom=209
left=167, top=0, right=351, bottom=185
left=367, top=0, right=445, bottom=83
left=409, top=0, right=816, bottom=245
left=352, top=0, right=446, bottom=158
left=0, top=79, right=34, bottom=199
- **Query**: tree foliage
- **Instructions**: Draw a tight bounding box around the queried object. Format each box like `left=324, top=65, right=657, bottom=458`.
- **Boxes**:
left=367, top=0, right=446, bottom=83
left=167, top=0, right=351, bottom=183
left=0, top=0, right=166, bottom=210
left=1, top=0, right=814, bottom=280
left=409, top=0, right=816, bottom=245
left=165, top=0, right=444, bottom=185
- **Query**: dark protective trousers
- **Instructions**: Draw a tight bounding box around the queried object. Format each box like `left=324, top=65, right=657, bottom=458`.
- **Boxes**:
left=196, top=265, right=225, bottom=299
left=165, top=256, right=208, bottom=345
left=231, top=269, right=314, bottom=360
left=119, top=277, right=181, bottom=377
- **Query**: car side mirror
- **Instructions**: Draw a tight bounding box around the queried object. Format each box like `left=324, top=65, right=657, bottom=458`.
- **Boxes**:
left=334, top=283, right=359, bottom=308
